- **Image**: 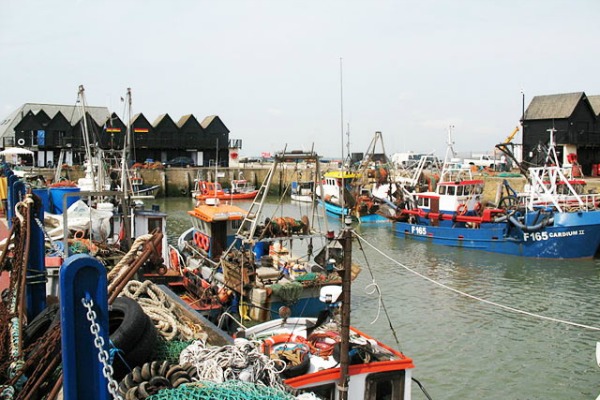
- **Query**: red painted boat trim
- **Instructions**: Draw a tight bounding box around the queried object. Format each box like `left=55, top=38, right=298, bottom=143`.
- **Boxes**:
left=284, top=326, right=414, bottom=388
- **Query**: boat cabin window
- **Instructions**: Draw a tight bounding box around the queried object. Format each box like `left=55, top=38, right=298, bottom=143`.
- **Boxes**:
left=438, top=186, right=447, bottom=195
left=418, top=197, right=430, bottom=208
left=364, top=371, right=405, bottom=400
left=192, top=219, right=210, bottom=233
left=447, top=186, right=456, bottom=196
left=231, top=219, right=242, bottom=230
left=298, top=383, right=335, bottom=399
left=147, top=217, right=162, bottom=233
left=456, top=186, right=464, bottom=196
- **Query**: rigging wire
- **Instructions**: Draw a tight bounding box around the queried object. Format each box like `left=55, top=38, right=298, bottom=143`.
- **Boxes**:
left=353, top=231, right=403, bottom=350
left=353, top=231, right=600, bottom=332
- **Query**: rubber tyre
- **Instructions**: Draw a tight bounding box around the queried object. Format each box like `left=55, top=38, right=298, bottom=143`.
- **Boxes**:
left=109, top=297, right=150, bottom=353
left=281, top=351, right=310, bottom=379
left=24, top=303, right=60, bottom=347
left=113, top=318, right=158, bottom=381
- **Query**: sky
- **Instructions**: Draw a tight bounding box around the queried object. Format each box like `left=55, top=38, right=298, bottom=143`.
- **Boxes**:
left=2, top=0, right=600, bottom=159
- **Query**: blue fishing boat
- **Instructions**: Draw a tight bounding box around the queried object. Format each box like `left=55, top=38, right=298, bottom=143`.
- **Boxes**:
left=393, top=131, right=600, bottom=259
left=317, top=170, right=390, bottom=222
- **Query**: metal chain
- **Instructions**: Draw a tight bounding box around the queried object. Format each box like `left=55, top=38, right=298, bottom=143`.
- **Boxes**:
left=33, top=217, right=65, bottom=258
left=81, top=297, right=123, bottom=399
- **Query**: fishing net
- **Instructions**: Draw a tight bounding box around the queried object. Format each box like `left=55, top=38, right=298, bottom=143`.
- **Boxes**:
left=293, top=272, right=317, bottom=282
left=152, top=338, right=195, bottom=364
left=271, top=282, right=303, bottom=303
left=146, top=380, right=296, bottom=400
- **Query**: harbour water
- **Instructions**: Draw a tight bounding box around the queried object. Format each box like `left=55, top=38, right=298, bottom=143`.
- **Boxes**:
left=153, top=196, right=600, bottom=399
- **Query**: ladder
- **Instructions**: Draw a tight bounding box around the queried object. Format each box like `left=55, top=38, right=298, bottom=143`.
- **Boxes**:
left=236, top=147, right=326, bottom=242
left=54, top=149, right=66, bottom=182
left=238, top=155, right=280, bottom=241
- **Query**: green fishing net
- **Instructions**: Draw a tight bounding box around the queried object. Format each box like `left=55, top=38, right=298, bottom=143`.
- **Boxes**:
left=146, top=380, right=296, bottom=399
left=151, top=338, right=194, bottom=364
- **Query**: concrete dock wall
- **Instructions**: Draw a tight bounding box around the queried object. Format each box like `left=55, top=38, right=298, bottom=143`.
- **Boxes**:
left=25, top=165, right=600, bottom=204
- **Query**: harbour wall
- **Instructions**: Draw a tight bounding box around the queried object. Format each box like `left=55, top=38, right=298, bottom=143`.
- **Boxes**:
left=28, top=166, right=600, bottom=204
left=35, top=163, right=324, bottom=198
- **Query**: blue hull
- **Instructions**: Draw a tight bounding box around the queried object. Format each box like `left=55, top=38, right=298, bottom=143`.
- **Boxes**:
left=394, top=210, right=600, bottom=259
left=319, top=200, right=389, bottom=223
left=267, top=291, right=329, bottom=319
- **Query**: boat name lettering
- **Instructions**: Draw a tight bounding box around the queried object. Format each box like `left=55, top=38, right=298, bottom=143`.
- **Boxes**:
left=523, top=230, right=584, bottom=241
left=411, top=226, right=427, bottom=235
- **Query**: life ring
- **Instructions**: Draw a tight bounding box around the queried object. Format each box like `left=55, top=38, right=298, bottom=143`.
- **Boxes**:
left=17, top=138, right=25, bottom=146
left=193, top=231, right=203, bottom=248
left=200, top=234, right=210, bottom=251
left=193, top=231, right=210, bottom=251
left=456, top=203, right=468, bottom=216
left=261, top=333, right=308, bottom=354
left=169, top=248, right=180, bottom=270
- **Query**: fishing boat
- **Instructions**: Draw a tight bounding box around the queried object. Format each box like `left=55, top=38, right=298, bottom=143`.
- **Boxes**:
left=290, top=180, right=315, bottom=203
left=238, top=228, right=419, bottom=400
left=192, top=179, right=258, bottom=201
left=392, top=130, right=600, bottom=259
left=317, top=132, right=397, bottom=223
left=175, top=149, right=360, bottom=327
left=317, top=170, right=390, bottom=222
left=127, top=169, right=160, bottom=199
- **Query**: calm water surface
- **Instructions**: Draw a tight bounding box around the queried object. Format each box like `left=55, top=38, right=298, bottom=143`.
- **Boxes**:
left=152, top=197, right=600, bottom=400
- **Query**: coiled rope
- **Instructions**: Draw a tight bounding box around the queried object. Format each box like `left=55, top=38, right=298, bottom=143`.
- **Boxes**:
left=178, top=339, right=287, bottom=391
left=354, top=231, right=600, bottom=331
left=120, top=280, right=208, bottom=341
left=107, top=234, right=153, bottom=291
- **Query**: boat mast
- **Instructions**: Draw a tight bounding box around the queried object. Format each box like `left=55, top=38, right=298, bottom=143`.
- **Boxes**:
left=122, top=88, right=132, bottom=200
left=214, top=139, right=219, bottom=199
left=339, top=57, right=346, bottom=221
left=78, top=85, right=96, bottom=191
left=338, top=225, right=352, bottom=400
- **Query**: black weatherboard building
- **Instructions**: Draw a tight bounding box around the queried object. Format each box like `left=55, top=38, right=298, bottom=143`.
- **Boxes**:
left=0, top=103, right=237, bottom=168
left=522, top=92, right=600, bottom=175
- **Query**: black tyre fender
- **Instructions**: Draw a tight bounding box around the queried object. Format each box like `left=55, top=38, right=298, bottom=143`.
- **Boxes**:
left=113, top=317, right=158, bottom=381
left=281, top=351, right=311, bottom=379
left=109, top=297, right=150, bottom=353
left=24, top=303, right=60, bottom=347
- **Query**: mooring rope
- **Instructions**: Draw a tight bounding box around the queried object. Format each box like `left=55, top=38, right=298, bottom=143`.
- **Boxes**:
left=353, top=231, right=600, bottom=332
left=121, top=280, right=208, bottom=341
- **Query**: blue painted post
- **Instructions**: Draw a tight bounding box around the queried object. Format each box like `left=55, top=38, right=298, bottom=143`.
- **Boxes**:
left=60, top=254, right=109, bottom=400
left=26, top=192, right=46, bottom=320
left=7, top=173, right=20, bottom=225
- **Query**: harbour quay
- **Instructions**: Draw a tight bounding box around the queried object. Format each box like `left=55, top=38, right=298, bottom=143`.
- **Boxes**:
left=29, top=162, right=327, bottom=198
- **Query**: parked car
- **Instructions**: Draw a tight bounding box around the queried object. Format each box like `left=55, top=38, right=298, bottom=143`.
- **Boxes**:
left=400, top=154, right=439, bottom=169
left=163, top=156, right=195, bottom=167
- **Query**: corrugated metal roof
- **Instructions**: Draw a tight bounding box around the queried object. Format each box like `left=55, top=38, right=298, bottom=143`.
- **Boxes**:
left=0, top=103, right=110, bottom=139
left=587, top=95, right=600, bottom=116
left=524, top=92, right=584, bottom=120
